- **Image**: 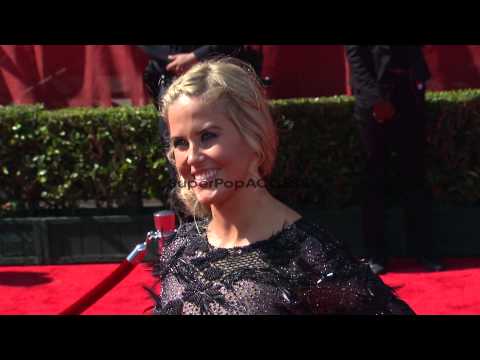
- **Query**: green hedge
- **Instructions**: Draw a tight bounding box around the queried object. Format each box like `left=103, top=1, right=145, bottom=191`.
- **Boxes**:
left=1, top=89, right=480, bottom=216
left=0, top=105, right=169, bottom=215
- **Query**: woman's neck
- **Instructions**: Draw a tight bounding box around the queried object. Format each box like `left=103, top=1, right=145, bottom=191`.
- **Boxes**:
left=207, top=187, right=301, bottom=248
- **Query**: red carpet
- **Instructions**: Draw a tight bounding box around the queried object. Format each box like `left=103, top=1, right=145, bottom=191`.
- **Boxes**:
left=1, top=258, right=479, bottom=315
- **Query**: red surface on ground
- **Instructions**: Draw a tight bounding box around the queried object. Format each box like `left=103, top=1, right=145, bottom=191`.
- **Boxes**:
left=1, top=258, right=479, bottom=315
left=0, top=263, right=156, bottom=315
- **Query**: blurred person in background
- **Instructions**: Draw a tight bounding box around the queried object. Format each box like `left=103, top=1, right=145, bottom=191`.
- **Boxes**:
left=345, top=45, right=444, bottom=275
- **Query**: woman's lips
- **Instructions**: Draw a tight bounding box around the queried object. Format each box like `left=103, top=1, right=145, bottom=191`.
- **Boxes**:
left=192, top=169, right=219, bottom=186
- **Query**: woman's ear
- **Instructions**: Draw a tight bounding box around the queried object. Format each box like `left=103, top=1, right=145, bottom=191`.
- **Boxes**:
left=248, top=153, right=262, bottom=179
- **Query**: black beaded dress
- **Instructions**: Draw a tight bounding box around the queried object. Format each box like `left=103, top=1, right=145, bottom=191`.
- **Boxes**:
left=149, top=217, right=414, bottom=315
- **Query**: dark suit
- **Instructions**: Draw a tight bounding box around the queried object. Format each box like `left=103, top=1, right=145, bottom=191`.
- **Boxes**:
left=345, top=45, right=434, bottom=262
left=346, top=45, right=430, bottom=108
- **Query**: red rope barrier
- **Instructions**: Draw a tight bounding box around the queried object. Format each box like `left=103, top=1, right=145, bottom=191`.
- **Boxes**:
left=59, top=259, right=138, bottom=315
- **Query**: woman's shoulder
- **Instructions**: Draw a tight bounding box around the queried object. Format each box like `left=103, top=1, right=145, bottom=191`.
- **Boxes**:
left=291, top=217, right=353, bottom=266
left=291, top=218, right=414, bottom=314
left=161, top=218, right=208, bottom=258
left=153, top=218, right=208, bottom=278
left=175, top=218, right=208, bottom=238
left=293, top=217, right=343, bottom=249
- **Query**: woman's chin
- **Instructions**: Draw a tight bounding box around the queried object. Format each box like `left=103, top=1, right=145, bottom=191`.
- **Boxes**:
left=194, top=188, right=222, bottom=207
left=194, top=186, right=234, bottom=208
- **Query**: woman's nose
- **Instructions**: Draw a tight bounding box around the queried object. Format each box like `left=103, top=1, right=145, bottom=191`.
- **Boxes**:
left=186, top=144, right=205, bottom=166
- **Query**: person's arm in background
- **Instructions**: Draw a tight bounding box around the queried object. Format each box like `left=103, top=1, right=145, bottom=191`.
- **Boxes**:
left=345, top=45, right=395, bottom=123
left=167, top=45, right=242, bottom=75
left=345, top=45, right=382, bottom=104
left=193, top=45, right=242, bottom=60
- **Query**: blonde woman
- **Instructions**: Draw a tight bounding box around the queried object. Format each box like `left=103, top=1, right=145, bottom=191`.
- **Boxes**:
left=149, top=58, right=414, bottom=315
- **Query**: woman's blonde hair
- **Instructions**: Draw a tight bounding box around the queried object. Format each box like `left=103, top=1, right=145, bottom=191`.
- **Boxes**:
left=160, top=58, right=278, bottom=218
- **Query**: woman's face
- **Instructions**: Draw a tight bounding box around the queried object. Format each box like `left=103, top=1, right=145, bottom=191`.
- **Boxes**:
left=168, top=95, right=260, bottom=208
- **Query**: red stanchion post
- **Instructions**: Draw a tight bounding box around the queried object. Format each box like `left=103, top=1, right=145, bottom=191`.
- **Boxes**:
left=153, top=210, right=176, bottom=255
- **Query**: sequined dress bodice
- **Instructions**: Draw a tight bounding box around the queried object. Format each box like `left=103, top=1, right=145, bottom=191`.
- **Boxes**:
left=149, top=218, right=414, bottom=315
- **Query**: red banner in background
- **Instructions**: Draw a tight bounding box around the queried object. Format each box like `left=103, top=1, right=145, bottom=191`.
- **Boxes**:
left=260, top=45, right=349, bottom=98
left=422, top=45, right=480, bottom=91
left=0, top=45, right=149, bottom=108
left=1, top=45, right=480, bottom=108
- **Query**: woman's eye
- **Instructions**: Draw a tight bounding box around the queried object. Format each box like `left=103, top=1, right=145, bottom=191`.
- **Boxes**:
left=173, top=138, right=188, bottom=149
left=201, top=131, right=217, bottom=142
